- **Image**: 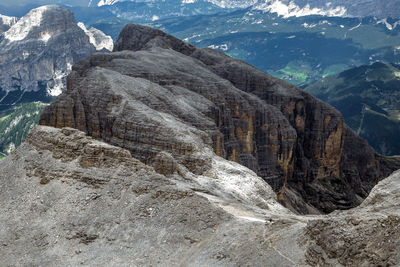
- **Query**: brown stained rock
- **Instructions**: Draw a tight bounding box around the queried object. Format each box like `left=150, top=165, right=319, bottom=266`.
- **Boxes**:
left=40, top=24, right=400, bottom=214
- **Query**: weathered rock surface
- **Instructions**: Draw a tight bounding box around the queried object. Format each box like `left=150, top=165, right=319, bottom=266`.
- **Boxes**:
left=0, top=5, right=112, bottom=106
left=40, top=24, right=400, bottom=214
left=0, top=125, right=399, bottom=266
left=0, top=5, right=113, bottom=157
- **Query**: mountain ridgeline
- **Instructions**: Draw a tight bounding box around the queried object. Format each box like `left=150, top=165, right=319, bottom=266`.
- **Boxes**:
left=40, top=24, right=400, bottom=214
left=304, top=62, right=400, bottom=156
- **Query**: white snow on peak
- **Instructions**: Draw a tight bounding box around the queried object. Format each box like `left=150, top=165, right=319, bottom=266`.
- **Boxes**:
left=78, top=22, right=114, bottom=51
left=205, top=0, right=258, bottom=9
left=377, top=18, right=400, bottom=31
left=97, top=0, right=121, bottom=6
left=4, top=6, right=49, bottom=42
left=0, top=14, right=18, bottom=27
left=40, top=32, right=52, bottom=42
left=253, top=0, right=347, bottom=18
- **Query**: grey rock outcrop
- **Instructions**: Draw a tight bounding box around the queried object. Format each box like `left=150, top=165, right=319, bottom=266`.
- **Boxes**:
left=40, top=24, right=400, bottom=214
left=0, top=125, right=399, bottom=266
left=0, top=5, right=112, bottom=107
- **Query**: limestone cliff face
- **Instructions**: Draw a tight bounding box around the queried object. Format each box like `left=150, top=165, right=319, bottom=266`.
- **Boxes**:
left=40, top=24, right=400, bottom=214
left=0, top=5, right=112, bottom=105
left=1, top=126, right=400, bottom=265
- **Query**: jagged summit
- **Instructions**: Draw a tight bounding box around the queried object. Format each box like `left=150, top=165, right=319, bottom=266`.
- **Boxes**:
left=41, top=23, right=400, bottom=214
left=0, top=5, right=112, bottom=97
left=113, top=24, right=196, bottom=54
left=0, top=14, right=18, bottom=33
left=114, top=24, right=301, bottom=99
left=3, top=5, right=76, bottom=43
left=78, top=22, right=114, bottom=51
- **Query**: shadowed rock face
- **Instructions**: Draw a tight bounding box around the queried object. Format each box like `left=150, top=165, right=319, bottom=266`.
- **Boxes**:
left=40, top=24, right=400, bottom=214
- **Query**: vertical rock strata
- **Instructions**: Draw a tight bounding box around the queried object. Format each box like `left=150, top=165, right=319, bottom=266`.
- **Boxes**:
left=40, top=24, right=400, bottom=213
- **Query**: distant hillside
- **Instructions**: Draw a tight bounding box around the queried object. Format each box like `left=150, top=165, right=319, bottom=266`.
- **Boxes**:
left=304, top=62, right=400, bottom=156
left=0, top=102, right=45, bottom=156
left=143, top=11, right=400, bottom=86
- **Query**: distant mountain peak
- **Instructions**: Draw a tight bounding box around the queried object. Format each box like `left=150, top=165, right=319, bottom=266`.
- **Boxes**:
left=87, top=0, right=400, bottom=19
left=253, top=1, right=347, bottom=18
left=78, top=22, right=114, bottom=51
left=0, top=5, right=111, bottom=100
left=0, top=14, right=18, bottom=27
left=3, top=5, right=75, bottom=43
left=96, top=0, right=120, bottom=6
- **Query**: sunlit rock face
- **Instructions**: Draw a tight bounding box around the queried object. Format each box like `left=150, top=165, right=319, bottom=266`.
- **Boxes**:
left=0, top=5, right=112, bottom=105
left=40, top=24, right=400, bottom=214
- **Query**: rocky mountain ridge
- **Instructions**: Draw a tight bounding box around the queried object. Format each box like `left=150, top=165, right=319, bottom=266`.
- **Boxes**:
left=0, top=5, right=113, bottom=156
left=40, top=24, right=400, bottom=214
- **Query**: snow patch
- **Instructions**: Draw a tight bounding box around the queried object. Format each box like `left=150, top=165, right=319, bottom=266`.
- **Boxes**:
left=302, top=22, right=316, bottom=28
left=254, top=0, right=347, bottom=18
left=208, top=44, right=229, bottom=51
left=349, top=22, right=361, bottom=31
left=22, top=51, right=30, bottom=60
left=251, top=19, right=263, bottom=24
left=40, top=32, right=52, bottom=42
left=205, top=0, right=258, bottom=9
left=377, top=18, right=400, bottom=31
left=238, top=216, right=266, bottom=223
left=97, top=0, right=120, bottom=6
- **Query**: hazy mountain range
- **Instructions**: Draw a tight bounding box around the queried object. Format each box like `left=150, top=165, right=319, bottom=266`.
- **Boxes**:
left=2, top=0, right=400, bottom=19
